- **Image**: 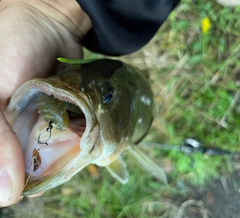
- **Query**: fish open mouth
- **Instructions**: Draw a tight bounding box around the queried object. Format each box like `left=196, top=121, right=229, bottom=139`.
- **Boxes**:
left=4, top=78, right=98, bottom=179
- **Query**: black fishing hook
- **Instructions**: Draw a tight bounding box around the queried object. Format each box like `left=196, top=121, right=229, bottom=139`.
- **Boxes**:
left=37, top=121, right=53, bottom=146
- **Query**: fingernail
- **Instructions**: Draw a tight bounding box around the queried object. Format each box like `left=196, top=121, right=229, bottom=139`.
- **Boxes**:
left=0, top=170, right=13, bottom=207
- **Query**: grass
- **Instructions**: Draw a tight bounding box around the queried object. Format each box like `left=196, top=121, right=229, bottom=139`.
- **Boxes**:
left=3, top=0, right=240, bottom=217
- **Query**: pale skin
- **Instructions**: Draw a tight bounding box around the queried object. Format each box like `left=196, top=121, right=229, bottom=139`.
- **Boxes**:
left=0, top=0, right=92, bottom=207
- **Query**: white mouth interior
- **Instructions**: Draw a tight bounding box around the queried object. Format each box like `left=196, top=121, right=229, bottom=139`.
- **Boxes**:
left=25, top=116, right=85, bottom=177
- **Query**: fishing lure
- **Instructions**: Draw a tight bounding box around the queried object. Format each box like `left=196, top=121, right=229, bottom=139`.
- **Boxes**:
left=37, top=94, right=69, bottom=130
left=37, top=94, right=82, bottom=131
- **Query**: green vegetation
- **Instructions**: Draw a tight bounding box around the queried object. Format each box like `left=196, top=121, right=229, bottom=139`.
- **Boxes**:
left=5, top=0, right=240, bottom=217
left=57, top=57, right=99, bottom=64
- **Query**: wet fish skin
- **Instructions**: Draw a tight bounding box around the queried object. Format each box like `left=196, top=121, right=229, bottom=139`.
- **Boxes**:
left=4, top=59, right=166, bottom=196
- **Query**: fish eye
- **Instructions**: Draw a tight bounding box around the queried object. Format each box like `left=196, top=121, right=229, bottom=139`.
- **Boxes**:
left=103, top=91, right=113, bottom=104
left=99, top=81, right=114, bottom=105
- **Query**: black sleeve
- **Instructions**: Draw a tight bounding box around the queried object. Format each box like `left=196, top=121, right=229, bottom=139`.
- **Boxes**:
left=77, top=0, right=180, bottom=56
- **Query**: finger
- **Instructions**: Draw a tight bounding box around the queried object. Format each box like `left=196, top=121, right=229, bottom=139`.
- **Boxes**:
left=0, top=112, right=25, bottom=207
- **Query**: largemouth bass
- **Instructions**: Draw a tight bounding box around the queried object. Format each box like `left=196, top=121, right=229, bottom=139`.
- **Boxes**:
left=4, top=59, right=167, bottom=196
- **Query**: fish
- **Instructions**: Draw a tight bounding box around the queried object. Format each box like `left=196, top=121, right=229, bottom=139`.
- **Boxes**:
left=4, top=59, right=167, bottom=196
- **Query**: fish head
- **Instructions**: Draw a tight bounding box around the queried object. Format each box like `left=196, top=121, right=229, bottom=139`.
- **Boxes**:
left=4, top=59, right=154, bottom=195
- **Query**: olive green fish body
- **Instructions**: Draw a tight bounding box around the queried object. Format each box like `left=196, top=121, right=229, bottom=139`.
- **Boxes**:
left=4, top=59, right=166, bottom=196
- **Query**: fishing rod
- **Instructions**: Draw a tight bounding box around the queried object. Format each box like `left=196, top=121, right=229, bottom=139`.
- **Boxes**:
left=140, top=138, right=239, bottom=156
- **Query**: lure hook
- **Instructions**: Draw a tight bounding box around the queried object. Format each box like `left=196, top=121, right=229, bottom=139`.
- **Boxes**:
left=37, top=121, right=53, bottom=146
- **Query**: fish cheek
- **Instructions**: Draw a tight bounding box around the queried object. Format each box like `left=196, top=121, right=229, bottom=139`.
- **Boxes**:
left=98, top=97, right=132, bottom=144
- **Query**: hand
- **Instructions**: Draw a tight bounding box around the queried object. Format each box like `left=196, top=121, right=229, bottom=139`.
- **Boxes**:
left=0, top=0, right=91, bottom=207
